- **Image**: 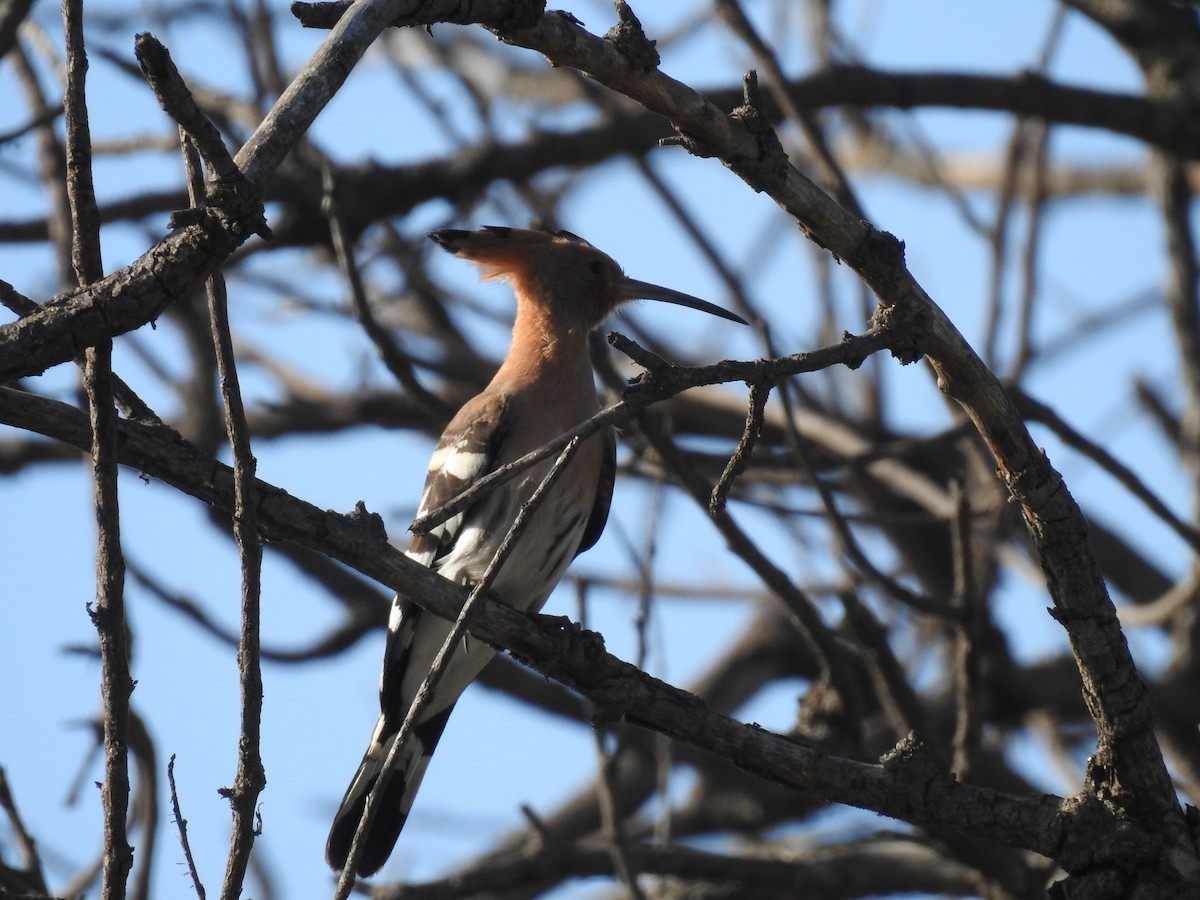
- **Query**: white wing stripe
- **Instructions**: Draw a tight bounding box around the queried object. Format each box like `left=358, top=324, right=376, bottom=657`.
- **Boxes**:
left=426, top=445, right=487, bottom=482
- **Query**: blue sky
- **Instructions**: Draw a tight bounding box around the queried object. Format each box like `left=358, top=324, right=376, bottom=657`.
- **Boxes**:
left=0, top=1, right=1185, bottom=897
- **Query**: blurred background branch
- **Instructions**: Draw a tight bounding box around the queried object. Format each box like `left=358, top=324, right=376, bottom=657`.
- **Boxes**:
left=2, top=1, right=1199, bottom=898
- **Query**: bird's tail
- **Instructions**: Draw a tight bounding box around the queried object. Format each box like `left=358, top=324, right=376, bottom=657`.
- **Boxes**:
left=326, top=704, right=454, bottom=877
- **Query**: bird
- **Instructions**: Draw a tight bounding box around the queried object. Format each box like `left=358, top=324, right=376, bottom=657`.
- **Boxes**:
left=326, top=226, right=746, bottom=877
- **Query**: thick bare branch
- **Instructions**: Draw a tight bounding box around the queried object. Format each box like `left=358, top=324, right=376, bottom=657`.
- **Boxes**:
left=0, top=385, right=1077, bottom=863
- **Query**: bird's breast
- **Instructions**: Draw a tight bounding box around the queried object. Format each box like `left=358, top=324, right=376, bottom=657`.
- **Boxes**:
left=435, top=415, right=605, bottom=611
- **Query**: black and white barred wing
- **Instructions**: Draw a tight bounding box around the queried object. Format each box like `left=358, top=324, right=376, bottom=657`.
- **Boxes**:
left=326, top=392, right=509, bottom=877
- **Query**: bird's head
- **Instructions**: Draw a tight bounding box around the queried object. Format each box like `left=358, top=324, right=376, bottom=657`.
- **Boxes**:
left=428, top=226, right=747, bottom=330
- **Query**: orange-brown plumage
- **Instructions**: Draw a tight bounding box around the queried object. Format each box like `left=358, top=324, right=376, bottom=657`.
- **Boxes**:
left=430, top=226, right=744, bottom=370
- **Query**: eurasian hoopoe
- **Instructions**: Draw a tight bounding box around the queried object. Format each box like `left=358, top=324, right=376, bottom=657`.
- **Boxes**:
left=326, top=226, right=745, bottom=876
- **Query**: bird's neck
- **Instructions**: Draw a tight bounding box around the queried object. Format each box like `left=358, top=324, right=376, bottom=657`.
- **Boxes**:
left=499, top=302, right=595, bottom=383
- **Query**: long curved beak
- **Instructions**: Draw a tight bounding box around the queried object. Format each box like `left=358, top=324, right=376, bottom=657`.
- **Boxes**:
left=619, top=278, right=749, bottom=325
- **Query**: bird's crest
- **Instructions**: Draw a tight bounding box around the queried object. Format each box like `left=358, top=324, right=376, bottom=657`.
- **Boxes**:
left=427, top=226, right=747, bottom=326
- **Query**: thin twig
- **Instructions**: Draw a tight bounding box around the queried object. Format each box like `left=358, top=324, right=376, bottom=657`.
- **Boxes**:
left=9, top=40, right=72, bottom=284
left=591, top=727, right=648, bottom=900
left=632, top=155, right=760, bottom=326
left=1013, top=385, right=1200, bottom=555
left=131, top=556, right=381, bottom=663
left=950, top=482, right=982, bottom=779
left=0, top=103, right=62, bottom=147
left=1159, top=154, right=1200, bottom=484
left=0, top=767, right=49, bottom=895
left=575, top=579, right=648, bottom=899
left=1010, top=119, right=1052, bottom=380
left=1012, top=9, right=1067, bottom=379
left=632, top=480, right=662, bottom=675
left=84, top=310, right=133, bottom=900
left=334, top=437, right=586, bottom=897
left=1117, top=569, right=1200, bottom=627
left=135, top=34, right=240, bottom=185
left=714, top=0, right=865, bottom=219
left=167, top=755, right=207, bottom=900
left=179, top=129, right=267, bottom=900
left=62, top=0, right=102, bottom=287
left=127, top=710, right=160, bottom=900
left=0, top=279, right=159, bottom=422
left=710, top=379, right=770, bottom=514
left=0, top=278, right=38, bottom=316
left=981, top=112, right=1032, bottom=369
left=64, top=0, right=134, bottom=894
left=775, top=378, right=952, bottom=618
left=240, top=0, right=495, bottom=190
left=410, top=328, right=892, bottom=536
left=838, top=591, right=925, bottom=742
left=322, top=165, right=448, bottom=416
left=135, top=33, right=270, bottom=242
left=986, top=0, right=1074, bottom=368
left=634, top=413, right=855, bottom=716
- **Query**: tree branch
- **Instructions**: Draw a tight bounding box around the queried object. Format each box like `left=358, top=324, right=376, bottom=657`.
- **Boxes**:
left=0, top=385, right=1078, bottom=864
left=0, top=0, right=434, bottom=383
left=479, top=5, right=1193, bottom=875
left=63, top=1, right=134, bottom=894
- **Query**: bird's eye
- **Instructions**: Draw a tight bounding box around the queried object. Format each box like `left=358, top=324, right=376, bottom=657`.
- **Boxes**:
left=588, top=259, right=605, bottom=276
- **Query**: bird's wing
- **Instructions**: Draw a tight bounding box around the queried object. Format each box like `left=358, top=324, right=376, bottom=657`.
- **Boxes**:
left=329, top=397, right=513, bottom=877
left=575, top=425, right=615, bottom=557
left=380, top=392, right=510, bottom=714
left=331, top=395, right=513, bottom=878
left=405, top=393, right=510, bottom=570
